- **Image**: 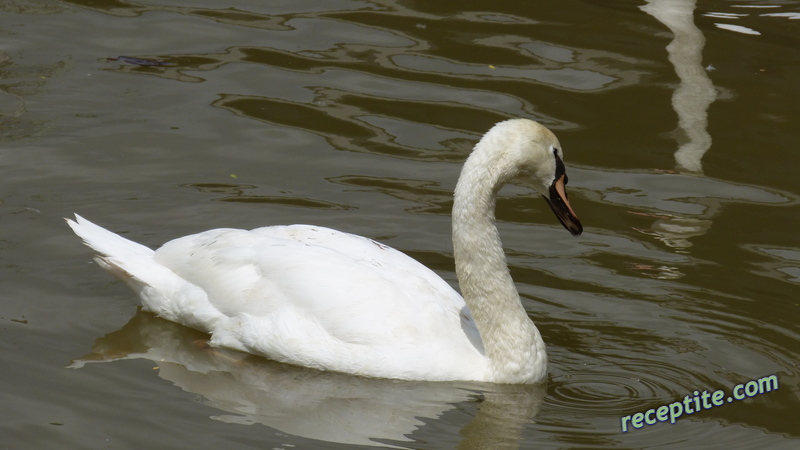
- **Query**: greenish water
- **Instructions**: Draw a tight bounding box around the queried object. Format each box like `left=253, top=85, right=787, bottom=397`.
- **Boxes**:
left=1, top=0, right=798, bottom=448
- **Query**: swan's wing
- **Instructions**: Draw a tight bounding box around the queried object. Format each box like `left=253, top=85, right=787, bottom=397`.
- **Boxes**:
left=154, top=225, right=465, bottom=319
left=153, top=225, right=486, bottom=380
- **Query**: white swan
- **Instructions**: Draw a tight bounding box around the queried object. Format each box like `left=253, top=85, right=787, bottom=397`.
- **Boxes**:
left=67, top=118, right=582, bottom=384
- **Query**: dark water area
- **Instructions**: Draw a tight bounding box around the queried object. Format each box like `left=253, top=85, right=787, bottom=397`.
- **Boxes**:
left=2, top=0, right=799, bottom=448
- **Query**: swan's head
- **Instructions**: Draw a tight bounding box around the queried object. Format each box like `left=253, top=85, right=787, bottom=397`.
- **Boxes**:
left=482, top=119, right=583, bottom=236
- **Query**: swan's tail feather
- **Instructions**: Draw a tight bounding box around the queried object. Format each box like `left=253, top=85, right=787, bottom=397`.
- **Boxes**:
left=66, top=214, right=154, bottom=260
left=66, top=214, right=216, bottom=332
left=66, top=214, right=160, bottom=294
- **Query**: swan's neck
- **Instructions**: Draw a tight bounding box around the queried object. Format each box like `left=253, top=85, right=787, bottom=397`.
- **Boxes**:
left=452, top=145, right=547, bottom=383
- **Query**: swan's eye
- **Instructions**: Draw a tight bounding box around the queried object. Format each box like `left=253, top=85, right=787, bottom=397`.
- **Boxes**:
left=553, top=150, right=566, bottom=181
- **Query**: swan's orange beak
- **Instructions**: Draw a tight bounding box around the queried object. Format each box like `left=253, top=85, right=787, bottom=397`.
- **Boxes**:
left=544, top=174, right=582, bottom=236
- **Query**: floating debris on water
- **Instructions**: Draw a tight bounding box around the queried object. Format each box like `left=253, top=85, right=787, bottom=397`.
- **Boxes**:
left=106, top=56, right=175, bottom=66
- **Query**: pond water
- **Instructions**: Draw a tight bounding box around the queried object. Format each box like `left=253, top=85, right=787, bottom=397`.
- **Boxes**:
left=2, top=0, right=799, bottom=448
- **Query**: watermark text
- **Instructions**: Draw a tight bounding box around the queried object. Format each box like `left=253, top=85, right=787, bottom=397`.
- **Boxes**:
left=621, top=374, right=779, bottom=432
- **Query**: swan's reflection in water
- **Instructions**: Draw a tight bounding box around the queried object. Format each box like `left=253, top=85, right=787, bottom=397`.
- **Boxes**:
left=70, top=310, right=545, bottom=448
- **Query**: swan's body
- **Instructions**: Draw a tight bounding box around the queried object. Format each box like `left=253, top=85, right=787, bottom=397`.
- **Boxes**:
left=68, top=119, right=582, bottom=384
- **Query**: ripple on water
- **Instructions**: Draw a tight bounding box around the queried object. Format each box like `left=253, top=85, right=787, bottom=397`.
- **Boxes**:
left=547, top=359, right=703, bottom=421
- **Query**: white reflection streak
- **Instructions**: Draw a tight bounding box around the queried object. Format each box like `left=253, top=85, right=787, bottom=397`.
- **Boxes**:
left=641, top=0, right=717, bottom=173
